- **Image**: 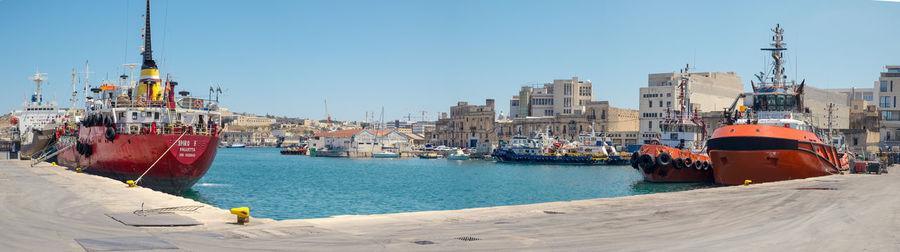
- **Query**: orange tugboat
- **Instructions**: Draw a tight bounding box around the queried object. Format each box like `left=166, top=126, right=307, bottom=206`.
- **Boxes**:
left=631, top=65, right=713, bottom=182
left=707, top=24, right=842, bottom=185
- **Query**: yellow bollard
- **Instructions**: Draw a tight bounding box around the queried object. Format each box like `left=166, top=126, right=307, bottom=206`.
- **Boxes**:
left=126, top=180, right=136, bottom=187
left=230, top=207, right=250, bottom=225
left=52, top=162, right=56, bottom=166
left=841, top=170, right=846, bottom=175
left=76, top=167, right=83, bottom=173
left=744, top=180, right=752, bottom=186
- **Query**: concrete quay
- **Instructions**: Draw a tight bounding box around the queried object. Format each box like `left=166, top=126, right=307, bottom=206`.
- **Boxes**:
left=1, top=159, right=898, bottom=251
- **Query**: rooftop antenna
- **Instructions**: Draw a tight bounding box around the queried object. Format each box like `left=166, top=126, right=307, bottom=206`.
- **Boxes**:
left=123, top=63, right=140, bottom=88
left=70, top=69, right=78, bottom=116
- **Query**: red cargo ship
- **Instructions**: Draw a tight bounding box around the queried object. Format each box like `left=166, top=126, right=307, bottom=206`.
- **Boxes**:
left=707, top=25, right=842, bottom=185
left=57, top=0, right=222, bottom=194
left=631, top=65, right=713, bottom=182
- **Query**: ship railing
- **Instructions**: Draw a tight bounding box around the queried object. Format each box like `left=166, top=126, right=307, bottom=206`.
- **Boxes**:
left=116, top=122, right=219, bottom=137
left=106, top=97, right=220, bottom=111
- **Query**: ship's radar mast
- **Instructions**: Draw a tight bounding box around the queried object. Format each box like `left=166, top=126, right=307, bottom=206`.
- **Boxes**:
left=761, top=24, right=788, bottom=87
left=29, top=70, right=48, bottom=103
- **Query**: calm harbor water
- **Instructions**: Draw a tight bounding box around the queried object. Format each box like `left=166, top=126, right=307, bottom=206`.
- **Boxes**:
left=185, top=148, right=712, bottom=220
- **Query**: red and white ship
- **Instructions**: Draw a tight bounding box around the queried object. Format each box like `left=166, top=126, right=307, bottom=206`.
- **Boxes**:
left=57, top=0, right=222, bottom=194
left=631, top=65, right=713, bottom=182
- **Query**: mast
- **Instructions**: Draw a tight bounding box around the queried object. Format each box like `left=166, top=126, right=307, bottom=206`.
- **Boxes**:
left=30, top=70, right=48, bottom=104
left=761, top=24, right=787, bottom=87
left=138, top=0, right=161, bottom=101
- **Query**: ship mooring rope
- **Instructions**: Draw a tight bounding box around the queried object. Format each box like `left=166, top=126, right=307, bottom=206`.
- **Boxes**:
left=134, top=131, right=188, bottom=185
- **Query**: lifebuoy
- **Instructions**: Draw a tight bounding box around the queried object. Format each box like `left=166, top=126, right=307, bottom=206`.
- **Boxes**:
left=137, top=97, right=147, bottom=107
left=638, top=154, right=656, bottom=173
left=693, top=159, right=702, bottom=171
left=105, top=127, right=116, bottom=141
left=673, top=158, right=684, bottom=169
left=702, top=161, right=711, bottom=170
left=193, top=99, right=203, bottom=109
left=656, top=152, right=673, bottom=167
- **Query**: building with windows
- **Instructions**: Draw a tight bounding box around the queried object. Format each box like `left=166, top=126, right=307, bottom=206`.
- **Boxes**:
left=428, top=99, right=497, bottom=148
left=639, top=71, right=744, bottom=143
left=508, top=77, right=593, bottom=118
left=497, top=101, right=639, bottom=145
left=874, top=65, right=900, bottom=148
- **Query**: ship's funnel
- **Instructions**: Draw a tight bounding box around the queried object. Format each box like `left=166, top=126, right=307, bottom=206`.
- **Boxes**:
left=137, top=0, right=162, bottom=101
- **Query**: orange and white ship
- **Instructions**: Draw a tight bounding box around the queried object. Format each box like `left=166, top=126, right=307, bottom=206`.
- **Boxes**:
left=707, top=24, right=843, bottom=185
left=631, top=65, right=713, bottom=182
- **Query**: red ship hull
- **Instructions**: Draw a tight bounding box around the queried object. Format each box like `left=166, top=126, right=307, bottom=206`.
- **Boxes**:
left=634, top=145, right=713, bottom=183
left=57, top=126, right=219, bottom=194
left=708, top=124, right=841, bottom=185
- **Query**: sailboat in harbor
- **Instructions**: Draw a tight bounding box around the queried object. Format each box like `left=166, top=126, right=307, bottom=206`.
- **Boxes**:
left=372, top=107, right=400, bottom=158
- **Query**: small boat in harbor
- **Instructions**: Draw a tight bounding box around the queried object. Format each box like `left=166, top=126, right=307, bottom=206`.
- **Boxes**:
left=708, top=24, right=843, bottom=185
left=280, top=146, right=307, bottom=155
left=419, top=152, right=441, bottom=159
left=492, top=131, right=629, bottom=165
left=227, top=143, right=245, bottom=148
left=632, top=65, right=713, bottom=183
left=373, top=151, right=400, bottom=158
left=447, top=149, right=469, bottom=160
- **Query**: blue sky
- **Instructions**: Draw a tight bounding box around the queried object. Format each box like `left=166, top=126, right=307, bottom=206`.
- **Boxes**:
left=1, top=0, right=898, bottom=121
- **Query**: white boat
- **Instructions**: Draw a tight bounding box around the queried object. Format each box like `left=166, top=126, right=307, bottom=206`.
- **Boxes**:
left=227, top=144, right=245, bottom=148
left=373, top=151, right=400, bottom=158
left=447, top=150, right=469, bottom=160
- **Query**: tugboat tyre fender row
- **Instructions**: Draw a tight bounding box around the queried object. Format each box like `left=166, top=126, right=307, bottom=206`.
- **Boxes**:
left=656, top=152, right=672, bottom=167
left=694, top=160, right=703, bottom=171
left=673, top=158, right=684, bottom=169
left=702, top=161, right=711, bottom=170
left=638, top=154, right=657, bottom=174
left=105, top=127, right=116, bottom=142
left=630, top=152, right=640, bottom=169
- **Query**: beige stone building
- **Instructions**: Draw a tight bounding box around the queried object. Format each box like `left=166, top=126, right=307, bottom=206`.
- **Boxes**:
left=428, top=99, right=497, bottom=148
left=874, top=66, right=900, bottom=148
left=639, top=71, right=744, bottom=143
left=232, top=115, right=276, bottom=127
left=497, top=101, right=639, bottom=146
left=509, top=77, right=593, bottom=118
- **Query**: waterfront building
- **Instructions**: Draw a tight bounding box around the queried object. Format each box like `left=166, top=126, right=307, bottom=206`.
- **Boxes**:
left=639, top=71, right=743, bottom=143
left=352, top=129, right=411, bottom=155
left=828, top=87, right=875, bottom=106
left=509, top=77, right=593, bottom=118
left=843, top=101, right=880, bottom=155
left=231, top=115, right=276, bottom=127
left=428, top=99, right=497, bottom=148
left=874, top=66, right=900, bottom=149
left=497, top=101, right=639, bottom=145
left=310, top=129, right=362, bottom=152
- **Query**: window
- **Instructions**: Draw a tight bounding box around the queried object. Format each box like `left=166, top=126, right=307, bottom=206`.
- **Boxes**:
left=882, top=111, right=894, bottom=120
left=648, top=121, right=652, bottom=129
left=649, top=100, right=653, bottom=108
left=881, top=81, right=889, bottom=92
left=132, top=112, right=138, bottom=120
left=667, top=93, right=672, bottom=97
left=880, top=96, right=891, bottom=108
left=666, top=101, right=672, bottom=107
left=659, top=101, right=663, bottom=107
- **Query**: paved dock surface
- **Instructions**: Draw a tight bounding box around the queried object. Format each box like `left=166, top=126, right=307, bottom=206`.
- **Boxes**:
left=2, top=160, right=898, bottom=251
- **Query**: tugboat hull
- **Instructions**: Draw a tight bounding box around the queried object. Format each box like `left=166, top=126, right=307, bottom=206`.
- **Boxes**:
left=708, top=125, right=841, bottom=185
left=634, top=145, right=713, bottom=183
left=57, top=127, right=219, bottom=195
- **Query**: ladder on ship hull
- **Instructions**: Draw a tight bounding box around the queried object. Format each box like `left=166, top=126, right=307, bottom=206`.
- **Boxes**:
left=30, top=142, right=73, bottom=167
